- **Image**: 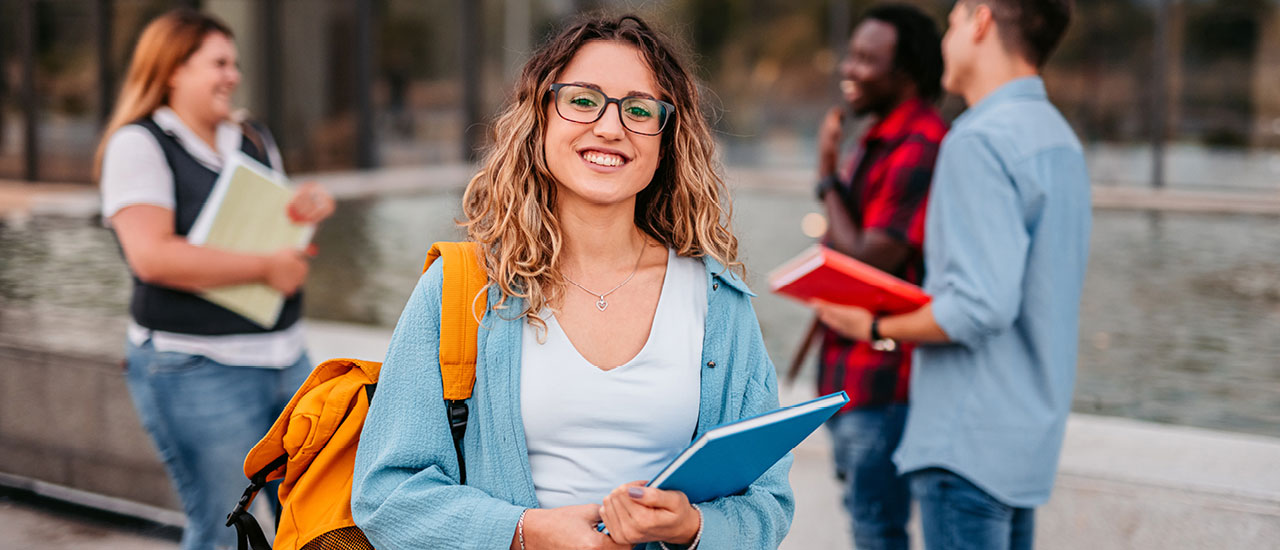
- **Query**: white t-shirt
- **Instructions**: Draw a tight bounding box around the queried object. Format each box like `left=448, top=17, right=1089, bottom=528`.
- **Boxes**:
left=99, top=106, right=304, bottom=368
left=521, top=249, right=707, bottom=508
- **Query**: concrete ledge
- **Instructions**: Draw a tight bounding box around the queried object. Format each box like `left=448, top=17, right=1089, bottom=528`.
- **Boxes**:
left=1043, top=474, right=1280, bottom=549
left=1059, top=414, right=1280, bottom=506
left=1041, top=415, right=1280, bottom=549
left=0, top=343, right=178, bottom=511
left=1091, top=186, right=1280, bottom=215
left=0, top=471, right=185, bottom=528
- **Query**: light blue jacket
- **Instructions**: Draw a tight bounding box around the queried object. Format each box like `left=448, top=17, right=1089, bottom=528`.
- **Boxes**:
left=352, top=256, right=795, bottom=549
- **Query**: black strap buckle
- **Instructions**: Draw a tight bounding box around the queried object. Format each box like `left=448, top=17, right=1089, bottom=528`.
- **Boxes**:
left=447, top=399, right=469, bottom=434
left=225, top=454, right=287, bottom=550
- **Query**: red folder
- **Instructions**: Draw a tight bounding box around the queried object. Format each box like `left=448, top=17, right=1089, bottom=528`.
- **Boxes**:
left=768, top=245, right=930, bottom=314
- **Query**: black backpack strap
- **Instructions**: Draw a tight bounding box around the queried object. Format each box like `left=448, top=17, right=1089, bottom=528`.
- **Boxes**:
left=365, top=383, right=468, bottom=484
left=226, top=454, right=287, bottom=550
left=228, top=511, right=273, bottom=550
left=446, top=399, right=469, bottom=484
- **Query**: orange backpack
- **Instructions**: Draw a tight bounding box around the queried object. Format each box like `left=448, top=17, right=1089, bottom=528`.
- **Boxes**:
left=226, top=241, right=488, bottom=550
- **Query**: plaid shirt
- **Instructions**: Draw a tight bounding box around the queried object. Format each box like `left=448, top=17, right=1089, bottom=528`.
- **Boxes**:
left=819, top=97, right=947, bottom=411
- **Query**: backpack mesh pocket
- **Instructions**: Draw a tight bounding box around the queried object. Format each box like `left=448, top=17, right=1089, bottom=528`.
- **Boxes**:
left=300, top=526, right=375, bottom=550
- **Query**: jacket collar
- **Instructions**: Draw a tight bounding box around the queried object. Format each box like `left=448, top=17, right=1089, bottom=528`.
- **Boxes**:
left=703, top=255, right=756, bottom=297
left=954, top=76, right=1047, bottom=130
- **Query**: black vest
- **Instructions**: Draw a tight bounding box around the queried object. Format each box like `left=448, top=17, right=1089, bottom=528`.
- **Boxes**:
left=123, top=118, right=303, bottom=335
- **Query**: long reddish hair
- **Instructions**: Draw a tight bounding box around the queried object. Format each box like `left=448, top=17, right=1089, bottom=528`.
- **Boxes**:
left=94, top=9, right=233, bottom=179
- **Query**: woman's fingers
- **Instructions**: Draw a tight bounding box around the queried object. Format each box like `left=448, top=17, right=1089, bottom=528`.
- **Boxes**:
left=601, top=493, right=635, bottom=544
left=626, top=484, right=681, bottom=511
left=599, top=483, right=698, bottom=545
left=286, top=182, right=335, bottom=224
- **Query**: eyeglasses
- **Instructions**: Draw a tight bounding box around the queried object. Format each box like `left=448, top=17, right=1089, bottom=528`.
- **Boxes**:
left=548, top=83, right=675, bottom=136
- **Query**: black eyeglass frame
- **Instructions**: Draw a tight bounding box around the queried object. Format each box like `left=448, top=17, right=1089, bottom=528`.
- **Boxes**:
left=547, top=83, right=676, bottom=136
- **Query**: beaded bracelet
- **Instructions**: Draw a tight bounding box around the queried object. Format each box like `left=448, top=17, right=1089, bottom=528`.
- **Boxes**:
left=657, top=503, right=703, bottom=550
left=516, top=508, right=528, bottom=550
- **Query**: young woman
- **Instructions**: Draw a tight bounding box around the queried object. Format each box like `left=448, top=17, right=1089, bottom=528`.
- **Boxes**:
left=352, top=14, right=793, bottom=550
left=95, top=10, right=334, bottom=550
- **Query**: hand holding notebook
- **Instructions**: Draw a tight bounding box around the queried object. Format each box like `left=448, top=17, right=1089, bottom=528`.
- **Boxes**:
left=187, top=153, right=314, bottom=327
left=646, top=391, right=848, bottom=503
left=597, top=392, right=848, bottom=538
left=768, top=245, right=930, bottom=314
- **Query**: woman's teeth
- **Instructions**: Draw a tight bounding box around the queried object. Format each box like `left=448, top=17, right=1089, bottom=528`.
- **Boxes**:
left=583, top=151, right=625, bottom=167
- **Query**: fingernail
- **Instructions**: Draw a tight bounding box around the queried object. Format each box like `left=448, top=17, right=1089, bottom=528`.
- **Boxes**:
left=628, top=487, right=644, bottom=498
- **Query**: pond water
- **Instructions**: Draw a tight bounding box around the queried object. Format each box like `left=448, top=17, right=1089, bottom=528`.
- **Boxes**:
left=2, top=188, right=1278, bottom=438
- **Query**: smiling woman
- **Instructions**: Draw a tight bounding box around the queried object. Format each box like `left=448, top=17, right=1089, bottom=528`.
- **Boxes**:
left=351, top=13, right=795, bottom=550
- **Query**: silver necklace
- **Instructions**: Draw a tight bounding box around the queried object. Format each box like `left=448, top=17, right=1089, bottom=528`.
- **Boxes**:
left=562, top=243, right=646, bottom=312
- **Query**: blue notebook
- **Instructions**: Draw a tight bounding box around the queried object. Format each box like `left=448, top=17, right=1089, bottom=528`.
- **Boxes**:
left=648, top=391, right=848, bottom=503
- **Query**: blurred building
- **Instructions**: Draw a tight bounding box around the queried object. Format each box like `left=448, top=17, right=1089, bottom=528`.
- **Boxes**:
left=1, top=0, right=1278, bottom=185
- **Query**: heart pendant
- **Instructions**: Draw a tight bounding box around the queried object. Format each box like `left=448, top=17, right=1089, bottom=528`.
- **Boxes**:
left=595, top=299, right=608, bottom=311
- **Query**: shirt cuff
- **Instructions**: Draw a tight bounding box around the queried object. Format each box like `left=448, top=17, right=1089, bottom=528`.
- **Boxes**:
left=930, top=293, right=984, bottom=346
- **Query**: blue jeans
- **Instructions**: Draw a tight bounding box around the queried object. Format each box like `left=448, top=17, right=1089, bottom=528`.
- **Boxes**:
left=826, top=404, right=910, bottom=550
left=909, top=468, right=1035, bottom=550
left=124, top=339, right=311, bottom=550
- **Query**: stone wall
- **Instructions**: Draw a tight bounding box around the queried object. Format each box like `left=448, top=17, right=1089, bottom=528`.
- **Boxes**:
left=0, top=343, right=178, bottom=511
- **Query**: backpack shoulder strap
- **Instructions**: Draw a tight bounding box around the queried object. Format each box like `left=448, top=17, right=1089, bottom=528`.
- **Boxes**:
left=424, top=241, right=486, bottom=484
left=423, top=241, right=487, bottom=401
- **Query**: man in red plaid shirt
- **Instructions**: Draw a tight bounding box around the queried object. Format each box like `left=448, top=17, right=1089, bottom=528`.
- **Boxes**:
left=808, top=5, right=947, bottom=549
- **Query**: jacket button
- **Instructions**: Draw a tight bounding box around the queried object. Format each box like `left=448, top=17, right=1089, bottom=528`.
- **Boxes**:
left=706, top=361, right=716, bottom=368
left=713, top=282, right=719, bottom=290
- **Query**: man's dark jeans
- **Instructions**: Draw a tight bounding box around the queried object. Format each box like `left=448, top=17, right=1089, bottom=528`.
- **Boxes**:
left=827, top=403, right=910, bottom=550
left=910, top=468, right=1035, bottom=550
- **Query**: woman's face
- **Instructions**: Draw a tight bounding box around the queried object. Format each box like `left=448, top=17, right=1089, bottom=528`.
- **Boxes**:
left=544, top=41, right=665, bottom=210
left=169, top=32, right=240, bottom=123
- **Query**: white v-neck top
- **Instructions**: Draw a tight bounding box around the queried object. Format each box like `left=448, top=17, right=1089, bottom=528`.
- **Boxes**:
left=520, top=249, right=706, bottom=508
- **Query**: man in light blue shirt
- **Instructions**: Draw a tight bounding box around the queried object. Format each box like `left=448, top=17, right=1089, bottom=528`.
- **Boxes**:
left=811, top=1, right=1088, bottom=548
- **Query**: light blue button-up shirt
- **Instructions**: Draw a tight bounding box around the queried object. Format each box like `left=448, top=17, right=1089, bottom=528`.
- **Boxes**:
left=893, top=77, right=1092, bottom=507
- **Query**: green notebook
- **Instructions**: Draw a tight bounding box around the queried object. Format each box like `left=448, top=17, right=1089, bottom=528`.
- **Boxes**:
left=187, top=153, right=314, bottom=328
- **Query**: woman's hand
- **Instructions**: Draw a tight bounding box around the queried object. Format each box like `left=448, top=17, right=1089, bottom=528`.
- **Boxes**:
left=286, top=181, right=335, bottom=224
left=516, top=504, right=628, bottom=550
left=263, top=248, right=309, bottom=295
left=811, top=299, right=874, bottom=341
left=599, top=481, right=699, bottom=546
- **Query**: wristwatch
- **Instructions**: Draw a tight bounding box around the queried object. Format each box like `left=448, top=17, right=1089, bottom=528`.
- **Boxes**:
left=869, top=317, right=897, bottom=352
left=815, top=174, right=841, bottom=200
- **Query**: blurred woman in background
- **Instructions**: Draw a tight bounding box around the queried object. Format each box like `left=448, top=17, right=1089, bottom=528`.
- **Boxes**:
left=95, top=9, right=333, bottom=550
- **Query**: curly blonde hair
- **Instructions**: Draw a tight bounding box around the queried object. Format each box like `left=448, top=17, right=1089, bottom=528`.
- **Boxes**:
left=461, top=14, right=740, bottom=329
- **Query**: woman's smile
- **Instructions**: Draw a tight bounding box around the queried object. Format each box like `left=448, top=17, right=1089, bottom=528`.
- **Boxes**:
left=578, top=147, right=630, bottom=170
